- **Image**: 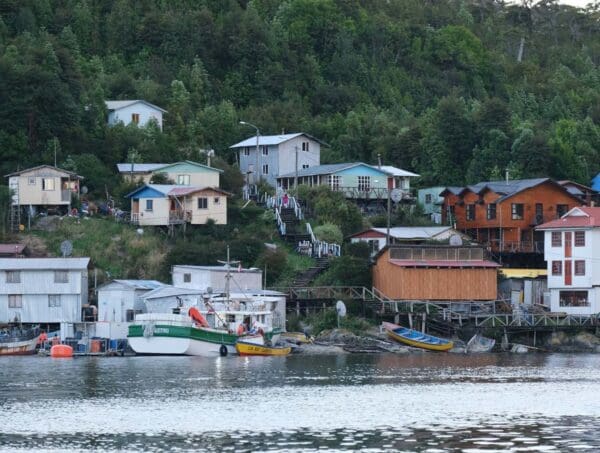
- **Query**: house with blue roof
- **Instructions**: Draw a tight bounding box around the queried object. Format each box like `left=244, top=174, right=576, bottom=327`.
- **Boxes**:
left=230, top=133, right=325, bottom=188
left=126, top=184, right=229, bottom=227
left=116, top=160, right=222, bottom=187
left=276, top=162, right=419, bottom=201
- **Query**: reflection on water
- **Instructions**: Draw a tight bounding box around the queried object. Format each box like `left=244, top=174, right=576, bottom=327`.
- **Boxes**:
left=1, top=353, right=599, bottom=451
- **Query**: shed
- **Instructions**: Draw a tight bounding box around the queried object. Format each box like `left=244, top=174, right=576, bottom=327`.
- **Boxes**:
left=172, top=265, right=263, bottom=291
left=373, top=245, right=499, bottom=301
left=96, top=279, right=166, bottom=322
left=498, top=269, right=548, bottom=307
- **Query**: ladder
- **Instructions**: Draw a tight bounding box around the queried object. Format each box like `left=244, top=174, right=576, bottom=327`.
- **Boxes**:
left=8, top=178, right=20, bottom=232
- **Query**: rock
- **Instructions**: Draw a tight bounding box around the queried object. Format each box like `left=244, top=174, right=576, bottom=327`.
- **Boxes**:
left=572, top=331, right=600, bottom=350
left=547, top=331, right=567, bottom=347
left=316, top=328, right=358, bottom=344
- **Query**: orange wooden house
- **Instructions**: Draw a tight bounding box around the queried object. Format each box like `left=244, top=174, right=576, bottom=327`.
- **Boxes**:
left=373, top=245, right=499, bottom=301
left=441, top=178, right=583, bottom=253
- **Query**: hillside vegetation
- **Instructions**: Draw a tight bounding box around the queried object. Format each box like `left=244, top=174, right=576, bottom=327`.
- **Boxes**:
left=0, top=0, right=598, bottom=195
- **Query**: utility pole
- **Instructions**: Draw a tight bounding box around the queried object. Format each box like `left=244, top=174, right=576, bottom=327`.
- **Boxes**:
left=386, top=190, right=391, bottom=246
left=54, top=139, right=58, bottom=168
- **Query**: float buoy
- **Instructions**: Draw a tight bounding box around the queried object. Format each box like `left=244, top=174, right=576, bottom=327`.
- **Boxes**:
left=219, top=345, right=228, bottom=357
left=188, top=307, right=210, bottom=327
left=50, top=344, right=73, bottom=358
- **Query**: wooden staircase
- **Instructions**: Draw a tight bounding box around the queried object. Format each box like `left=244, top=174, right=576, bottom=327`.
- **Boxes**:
left=291, top=256, right=331, bottom=287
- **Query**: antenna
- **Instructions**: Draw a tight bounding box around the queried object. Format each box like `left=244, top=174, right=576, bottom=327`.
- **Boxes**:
left=217, top=245, right=240, bottom=303
left=60, top=240, right=73, bottom=257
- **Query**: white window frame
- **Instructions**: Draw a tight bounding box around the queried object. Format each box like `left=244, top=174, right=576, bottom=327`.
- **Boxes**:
left=261, top=146, right=269, bottom=156
left=302, top=141, right=310, bottom=151
left=183, top=273, right=191, bottom=283
left=177, top=174, right=190, bottom=185
left=54, top=270, right=69, bottom=283
left=145, top=200, right=153, bottom=212
left=357, top=176, right=370, bottom=192
left=48, top=295, right=61, bottom=307
left=6, top=271, right=20, bottom=283
left=262, top=164, right=269, bottom=175
left=42, top=178, right=55, bottom=191
left=197, top=197, right=208, bottom=209
left=328, top=175, right=340, bottom=191
left=302, top=164, right=309, bottom=169
left=8, top=295, right=22, bottom=308
left=28, top=177, right=36, bottom=185
left=243, top=147, right=250, bottom=156
left=213, top=197, right=220, bottom=205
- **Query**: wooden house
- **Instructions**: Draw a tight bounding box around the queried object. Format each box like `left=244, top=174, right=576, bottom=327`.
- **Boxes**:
left=276, top=162, right=419, bottom=201
left=230, top=132, right=324, bottom=187
left=126, top=184, right=229, bottom=226
left=373, top=245, right=499, bottom=301
left=106, top=100, right=166, bottom=130
left=441, top=178, right=583, bottom=253
left=117, top=161, right=222, bottom=186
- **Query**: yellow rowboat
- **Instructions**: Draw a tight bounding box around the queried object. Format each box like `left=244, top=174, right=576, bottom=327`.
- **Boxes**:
left=235, top=341, right=291, bottom=356
left=382, top=322, right=454, bottom=352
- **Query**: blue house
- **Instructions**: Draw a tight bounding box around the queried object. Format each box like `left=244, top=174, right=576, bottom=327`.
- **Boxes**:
left=592, top=173, right=600, bottom=192
left=276, top=162, right=419, bottom=200
left=417, top=187, right=446, bottom=224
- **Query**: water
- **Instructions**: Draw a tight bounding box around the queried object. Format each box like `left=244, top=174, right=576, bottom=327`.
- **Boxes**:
left=1, top=353, right=599, bottom=452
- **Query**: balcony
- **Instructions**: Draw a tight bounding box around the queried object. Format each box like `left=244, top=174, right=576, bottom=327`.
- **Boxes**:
left=169, top=210, right=191, bottom=225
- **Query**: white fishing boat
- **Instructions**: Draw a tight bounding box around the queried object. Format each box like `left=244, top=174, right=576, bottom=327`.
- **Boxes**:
left=0, top=325, right=41, bottom=356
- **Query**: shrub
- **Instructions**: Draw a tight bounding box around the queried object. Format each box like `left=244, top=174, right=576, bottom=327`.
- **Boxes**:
left=313, top=223, right=343, bottom=244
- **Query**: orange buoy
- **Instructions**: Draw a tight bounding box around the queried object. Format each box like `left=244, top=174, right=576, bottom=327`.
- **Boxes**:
left=188, top=307, right=210, bottom=327
left=50, top=344, right=73, bottom=358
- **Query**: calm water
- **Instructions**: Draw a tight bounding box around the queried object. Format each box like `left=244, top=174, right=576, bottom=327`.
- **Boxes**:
left=1, top=353, right=599, bottom=452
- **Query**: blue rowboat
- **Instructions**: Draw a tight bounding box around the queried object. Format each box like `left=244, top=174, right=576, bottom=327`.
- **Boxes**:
left=382, top=322, right=453, bottom=352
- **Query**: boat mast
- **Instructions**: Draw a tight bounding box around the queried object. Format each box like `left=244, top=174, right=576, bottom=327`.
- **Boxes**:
left=217, top=245, right=240, bottom=304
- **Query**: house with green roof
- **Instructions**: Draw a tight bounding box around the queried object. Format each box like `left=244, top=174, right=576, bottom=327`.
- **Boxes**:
left=117, top=160, right=222, bottom=187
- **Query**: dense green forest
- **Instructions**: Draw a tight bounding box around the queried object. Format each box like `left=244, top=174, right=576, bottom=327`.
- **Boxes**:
left=1, top=0, right=599, bottom=196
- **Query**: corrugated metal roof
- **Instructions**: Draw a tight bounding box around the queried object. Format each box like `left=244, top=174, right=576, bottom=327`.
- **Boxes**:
left=141, top=286, right=205, bottom=300
left=536, top=207, right=600, bottom=229
left=389, top=259, right=499, bottom=268
left=5, top=165, right=82, bottom=178
left=116, top=163, right=165, bottom=173
left=105, top=100, right=167, bottom=113
left=371, top=227, right=453, bottom=240
left=0, top=258, right=90, bottom=270
left=230, top=132, right=327, bottom=148
left=110, top=280, right=165, bottom=290
left=379, top=165, right=420, bottom=177
left=173, top=265, right=261, bottom=274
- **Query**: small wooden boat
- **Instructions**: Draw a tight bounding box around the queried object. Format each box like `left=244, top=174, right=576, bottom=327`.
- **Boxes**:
left=382, top=322, right=453, bottom=352
left=235, top=341, right=291, bottom=356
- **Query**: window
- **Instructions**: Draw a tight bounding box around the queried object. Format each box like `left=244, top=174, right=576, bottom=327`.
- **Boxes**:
left=262, top=164, right=269, bottom=175
left=6, top=271, right=20, bottom=283
left=226, top=314, right=236, bottom=323
left=466, top=204, right=475, bottom=221
left=42, top=178, right=55, bottom=191
left=328, top=175, right=340, bottom=191
left=302, top=141, right=310, bottom=151
left=243, top=147, right=250, bottom=156
left=8, top=295, right=22, bottom=308
left=197, top=198, right=208, bottom=209
left=574, top=260, right=585, bottom=276
left=48, top=295, right=61, bottom=308
left=367, top=240, right=380, bottom=255
left=551, top=232, right=562, bottom=247
left=559, top=290, right=588, bottom=307
left=511, top=203, right=524, bottom=220
left=28, top=177, right=35, bottom=185
left=145, top=200, right=153, bottom=211
left=535, top=203, right=543, bottom=223
left=54, top=271, right=68, bottom=283
left=551, top=261, right=562, bottom=276
left=183, top=273, right=191, bottom=283
left=214, top=197, right=220, bottom=205
left=357, top=176, right=370, bottom=192
left=425, top=194, right=432, bottom=204
left=177, top=175, right=190, bottom=185
left=556, top=204, right=568, bottom=218
left=302, top=164, right=309, bottom=169
left=574, top=231, right=585, bottom=247
left=486, top=203, right=496, bottom=220
left=261, top=146, right=269, bottom=156
left=131, top=113, right=140, bottom=124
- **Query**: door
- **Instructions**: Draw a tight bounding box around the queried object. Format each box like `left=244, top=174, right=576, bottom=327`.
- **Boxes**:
left=564, top=232, right=572, bottom=258
left=564, top=260, right=572, bottom=286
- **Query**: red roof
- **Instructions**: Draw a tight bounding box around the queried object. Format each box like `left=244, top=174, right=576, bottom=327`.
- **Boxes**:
left=389, top=259, right=500, bottom=268
left=537, top=207, right=600, bottom=230
left=168, top=187, right=230, bottom=197
left=0, top=244, right=25, bottom=255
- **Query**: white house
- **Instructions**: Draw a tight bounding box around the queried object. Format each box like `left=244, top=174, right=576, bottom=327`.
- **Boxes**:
left=0, top=258, right=90, bottom=324
left=116, top=161, right=222, bottom=186
left=106, top=100, right=167, bottom=130
left=96, top=279, right=165, bottom=323
left=349, top=226, right=467, bottom=256
left=172, top=265, right=263, bottom=291
left=536, top=207, right=600, bottom=315
left=230, top=133, right=324, bottom=188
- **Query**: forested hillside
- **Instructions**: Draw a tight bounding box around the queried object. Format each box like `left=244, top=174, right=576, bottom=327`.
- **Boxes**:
left=0, top=0, right=599, bottom=195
